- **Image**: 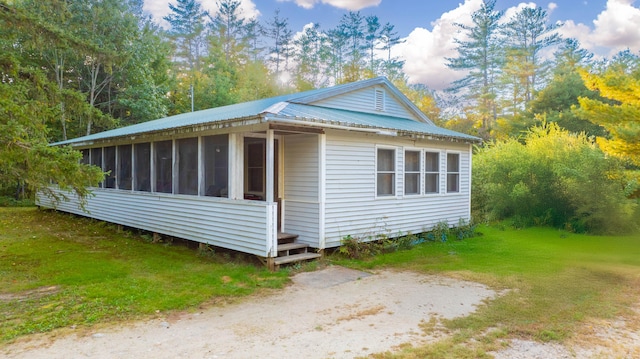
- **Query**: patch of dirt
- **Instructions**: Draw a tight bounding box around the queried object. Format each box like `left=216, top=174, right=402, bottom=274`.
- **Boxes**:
left=1, top=267, right=496, bottom=359
left=0, top=286, right=60, bottom=302
left=491, top=310, right=640, bottom=359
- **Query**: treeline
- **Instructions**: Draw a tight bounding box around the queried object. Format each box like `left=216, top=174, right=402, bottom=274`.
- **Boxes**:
left=453, top=1, right=640, bottom=233
left=1, top=0, right=413, bottom=143
left=1, top=0, right=638, bottom=232
left=3, top=0, right=633, bottom=142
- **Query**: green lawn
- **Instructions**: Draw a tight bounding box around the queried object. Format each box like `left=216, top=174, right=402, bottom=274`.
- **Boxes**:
left=2, top=207, right=640, bottom=357
left=0, top=207, right=289, bottom=342
left=332, top=225, right=640, bottom=358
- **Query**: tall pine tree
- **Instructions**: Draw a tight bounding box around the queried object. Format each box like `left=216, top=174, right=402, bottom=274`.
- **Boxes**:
left=446, top=0, right=504, bottom=135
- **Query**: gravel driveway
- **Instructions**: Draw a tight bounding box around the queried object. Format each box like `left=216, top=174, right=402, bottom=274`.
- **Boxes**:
left=2, top=266, right=495, bottom=359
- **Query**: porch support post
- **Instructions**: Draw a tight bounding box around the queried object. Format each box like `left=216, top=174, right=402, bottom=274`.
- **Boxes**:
left=266, top=129, right=275, bottom=203
left=318, top=133, right=326, bottom=250
left=266, top=129, right=277, bottom=259
left=229, top=133, right=243, bottom=200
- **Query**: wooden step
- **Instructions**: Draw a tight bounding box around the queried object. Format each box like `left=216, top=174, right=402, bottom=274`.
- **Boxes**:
left=273, top=252, right=321, bottom=266
left=278, top=232, right=299, bottom=243
left=278, top=242, right=308, bottom=252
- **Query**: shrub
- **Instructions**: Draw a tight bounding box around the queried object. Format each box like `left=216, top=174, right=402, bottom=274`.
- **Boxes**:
left=473, top=123, right=638, bottom=234
left=338, top=221, right=477, bottom=259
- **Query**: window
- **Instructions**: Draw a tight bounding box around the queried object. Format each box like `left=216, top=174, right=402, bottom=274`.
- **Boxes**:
left=90, top=148, right=102, bottom=187
left=103, top=146, right=116, bottom=189
left=246, top=139, right=265, bottom=194
left=404, top=150, right=420, bottom=195
left=204, top=135, right=229, bottom=197
left=176, top=138, right=198, bottom=195
left=447, top=153, right=460, bottom=193
left=134, top=143, right=150, bottom=192
left=425, top=152, right=440, bottom=194
left=154, top=140, right=173, bottom=193
left=377, top=148, right=395, bottom=196
left=117, top=145, right=132, bottom=190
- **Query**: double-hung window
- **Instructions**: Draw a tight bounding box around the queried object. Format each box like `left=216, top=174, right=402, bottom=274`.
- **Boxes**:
left=404, top=150, right=420, bottom=195
left=377, top=148, right=395, bottom=196
left=447, top=153, right=460, bottom=193
left=425, top=152, right=440, bottom=194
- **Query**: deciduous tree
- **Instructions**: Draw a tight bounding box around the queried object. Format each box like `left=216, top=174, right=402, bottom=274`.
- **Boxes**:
left=577, top=50, right=640, bottom=165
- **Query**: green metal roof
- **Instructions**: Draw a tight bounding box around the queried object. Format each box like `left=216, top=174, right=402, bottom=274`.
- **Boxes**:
left=53, top=77, right=479, bottom=146
left=273, top=103, right=478, bottom=141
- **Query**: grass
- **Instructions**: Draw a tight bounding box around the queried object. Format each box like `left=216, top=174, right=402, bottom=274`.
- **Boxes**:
left=0, top=207, right=289, bottom=343
left=2, top=207, right=640, bottom=356
left=331, top=225, right=640, bottom=358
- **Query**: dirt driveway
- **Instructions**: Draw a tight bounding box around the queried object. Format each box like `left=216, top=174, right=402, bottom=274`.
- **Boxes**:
left=2, top=266, right=496, bottom=359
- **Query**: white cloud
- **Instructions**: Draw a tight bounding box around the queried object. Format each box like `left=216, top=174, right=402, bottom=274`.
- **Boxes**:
left=502, top=2, right=536, bottom=22
left=277, top=0, right=381, bottom=11
left=395, top=0, right=482, bottom=90
left=559, top=0, right=640, bottom=57
left=143, top=0, right=260, bottom=28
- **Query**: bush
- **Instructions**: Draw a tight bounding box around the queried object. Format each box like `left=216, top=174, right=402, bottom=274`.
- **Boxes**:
left=338, top=221, right=478, bottom=259
left=0, top=196, right=34, bottom=207
left=473, top=123, right=638, bottom=234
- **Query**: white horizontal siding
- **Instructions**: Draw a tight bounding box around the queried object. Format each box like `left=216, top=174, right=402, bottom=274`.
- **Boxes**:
left=37, top=188, right=277, bottom=257
left=283, top=134, right=321, bottom=246
left=282, top=200, right=320, bottom=246
left=323, top=131, right=472, bottom=248
left=313, top=86, right=417, bottom=120
left=283, top=134, right=319, bottom=201
left=326, top=138, right=373, bottom=201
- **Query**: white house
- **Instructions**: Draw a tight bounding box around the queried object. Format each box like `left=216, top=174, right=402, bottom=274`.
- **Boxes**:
left=37, top=77, right=480, bottom=268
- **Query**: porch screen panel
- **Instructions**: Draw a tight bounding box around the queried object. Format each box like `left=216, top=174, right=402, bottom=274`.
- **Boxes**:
left=118, top=145, right=132, bottom=190
left=176, top=137, right=198, bottom=195
left=90, top=148, right=102, bottom=187
left=103, top=146, right=116, bottom=188
left=155, top=140, right=173, bottom=193
left=134, top=143, right=151, bottom=192
left=80, top=149, right=90, bottom=165
left=203, top=134, right=229, bottom=197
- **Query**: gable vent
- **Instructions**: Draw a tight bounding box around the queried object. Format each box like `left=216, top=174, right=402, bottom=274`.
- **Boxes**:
left=374, top=89, right=385, bottom=111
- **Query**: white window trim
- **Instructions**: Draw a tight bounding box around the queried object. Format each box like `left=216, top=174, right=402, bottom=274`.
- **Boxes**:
left=375, top=145, right=397, bottom=198
left=424, top=150, right=441, bottom=195
left=446, top=151, right=461, bottom=194
left=403, top=148, right=422, bottom=197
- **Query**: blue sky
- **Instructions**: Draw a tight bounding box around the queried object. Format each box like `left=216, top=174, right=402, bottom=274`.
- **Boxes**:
left=144, top=0, right=640, bottom=89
